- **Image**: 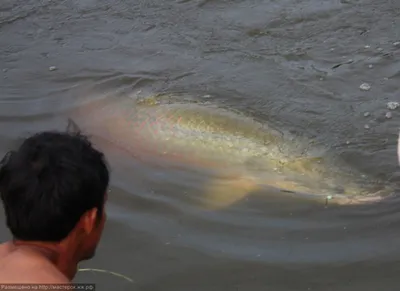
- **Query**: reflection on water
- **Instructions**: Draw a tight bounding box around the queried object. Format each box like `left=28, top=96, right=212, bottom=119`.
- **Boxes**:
left=1, top=0, right=400, bottom=290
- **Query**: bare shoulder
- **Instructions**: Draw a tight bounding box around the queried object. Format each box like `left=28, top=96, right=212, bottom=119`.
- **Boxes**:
left=22, top=267, right=70, bottom=284
left=0, top=266, right=69, bottom=283
left=0, top=244, right=69, bottom=284
left=0, top=242, right=12, bottom=256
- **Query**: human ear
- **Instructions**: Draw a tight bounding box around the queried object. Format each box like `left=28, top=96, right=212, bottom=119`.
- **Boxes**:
left=80, top=208, right=98, bottom=235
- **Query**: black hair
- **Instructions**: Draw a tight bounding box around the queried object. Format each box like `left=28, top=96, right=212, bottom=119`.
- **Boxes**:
left=0, top=130, right=109, bottom=242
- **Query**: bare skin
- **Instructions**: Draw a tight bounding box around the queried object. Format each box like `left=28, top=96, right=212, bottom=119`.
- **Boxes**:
left=0, top=242, right=70, bottom=283
left=0, top=203, right=106, bottom=284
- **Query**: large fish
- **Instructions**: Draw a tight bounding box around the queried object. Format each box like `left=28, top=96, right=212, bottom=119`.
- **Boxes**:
left=70, top=94, right=395, bottom=209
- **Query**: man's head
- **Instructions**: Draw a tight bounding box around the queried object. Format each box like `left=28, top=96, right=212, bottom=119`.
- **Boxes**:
left=0, top=130, right=109, bottom=261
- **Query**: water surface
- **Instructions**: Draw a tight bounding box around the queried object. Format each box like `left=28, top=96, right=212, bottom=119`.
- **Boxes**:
left=1, top=0, right=400, bottom=290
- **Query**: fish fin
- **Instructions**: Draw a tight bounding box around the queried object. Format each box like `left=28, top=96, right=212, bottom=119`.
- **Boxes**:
left=201, top=174, right=259, bottom=210
left=66, top=118, right=82, bottom=134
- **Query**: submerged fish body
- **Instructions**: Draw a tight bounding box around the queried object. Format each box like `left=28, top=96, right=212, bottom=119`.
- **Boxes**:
left=73, top=96, right=394, bottom=208
left=85, top=100, right=283, bottom=167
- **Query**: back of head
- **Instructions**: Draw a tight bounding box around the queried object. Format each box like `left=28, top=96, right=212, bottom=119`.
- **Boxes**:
left=0, top=131, right=109, bottom=242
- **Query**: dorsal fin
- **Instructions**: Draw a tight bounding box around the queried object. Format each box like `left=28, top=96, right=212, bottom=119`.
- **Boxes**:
left=66, top=118, right=82, bottom=134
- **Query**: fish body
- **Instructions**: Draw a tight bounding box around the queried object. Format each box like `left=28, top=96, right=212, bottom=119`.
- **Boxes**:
left=71, top=96, right=394, bottom=208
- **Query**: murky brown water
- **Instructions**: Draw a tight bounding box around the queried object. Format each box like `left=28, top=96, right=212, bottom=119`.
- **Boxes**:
left=1, top=0, right=400, bottom=290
